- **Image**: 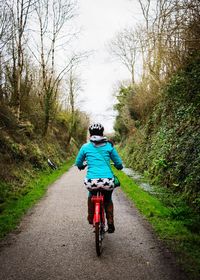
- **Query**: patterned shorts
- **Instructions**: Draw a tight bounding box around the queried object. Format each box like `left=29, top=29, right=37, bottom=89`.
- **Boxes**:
left=84, top=178, right=115, bottom=191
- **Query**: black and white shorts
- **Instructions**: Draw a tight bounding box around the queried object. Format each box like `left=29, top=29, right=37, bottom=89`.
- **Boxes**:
left=84, top=178, right=115, bottom=191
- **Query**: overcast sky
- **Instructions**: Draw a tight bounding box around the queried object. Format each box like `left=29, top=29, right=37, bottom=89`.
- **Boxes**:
left=72, top=0, right=142, bottom=133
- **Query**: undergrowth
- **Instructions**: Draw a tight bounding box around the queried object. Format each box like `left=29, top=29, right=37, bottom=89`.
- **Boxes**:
left=116, top=56, right=200, bottom=211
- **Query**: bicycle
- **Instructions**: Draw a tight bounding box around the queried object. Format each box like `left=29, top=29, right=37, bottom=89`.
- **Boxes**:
left=91, top=188, right=106, bottom=256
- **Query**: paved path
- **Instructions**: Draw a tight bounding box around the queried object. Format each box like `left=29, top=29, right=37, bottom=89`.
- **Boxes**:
left=0, top=166, right=186, bottom=280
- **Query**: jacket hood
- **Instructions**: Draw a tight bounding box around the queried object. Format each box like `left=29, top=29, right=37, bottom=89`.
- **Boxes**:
left=90, top=135, right=107, bottom=146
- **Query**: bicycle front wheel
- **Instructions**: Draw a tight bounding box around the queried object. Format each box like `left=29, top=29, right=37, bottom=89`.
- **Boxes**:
left=95, top=222, right=102, bottom=256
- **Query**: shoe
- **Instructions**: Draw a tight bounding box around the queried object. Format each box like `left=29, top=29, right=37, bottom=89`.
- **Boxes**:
left=107, top=224, right=115, bottom=233
left=87, top=217, right=93, bottom=225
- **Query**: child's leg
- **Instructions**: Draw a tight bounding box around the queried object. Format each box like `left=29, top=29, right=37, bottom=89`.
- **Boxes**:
left=87, top=191, right=96, bottom=224
left=103, top=190, right=114, bottom=225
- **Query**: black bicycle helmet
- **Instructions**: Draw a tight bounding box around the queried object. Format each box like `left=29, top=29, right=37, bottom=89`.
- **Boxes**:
left=89, top=123, right=104, bottom=136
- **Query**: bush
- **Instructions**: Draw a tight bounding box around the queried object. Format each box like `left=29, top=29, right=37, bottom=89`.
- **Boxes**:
left=119, top=55, right=200, bottom=210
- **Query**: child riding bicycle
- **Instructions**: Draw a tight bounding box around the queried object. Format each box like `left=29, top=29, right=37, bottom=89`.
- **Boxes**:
left=75, top=123, right=123, bottom=233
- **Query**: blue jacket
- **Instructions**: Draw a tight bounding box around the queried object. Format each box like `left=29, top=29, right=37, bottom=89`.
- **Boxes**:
left=75, top=142, right=123, bottom=179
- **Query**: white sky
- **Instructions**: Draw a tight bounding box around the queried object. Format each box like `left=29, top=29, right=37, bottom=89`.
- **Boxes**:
left=72, top=0, right=142, bottom=133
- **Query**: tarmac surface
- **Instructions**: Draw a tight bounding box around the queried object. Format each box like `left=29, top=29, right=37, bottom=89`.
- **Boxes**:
left=0, top=166, right=187, bottom=280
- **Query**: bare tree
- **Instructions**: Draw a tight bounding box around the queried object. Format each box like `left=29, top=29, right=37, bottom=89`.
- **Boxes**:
left=137, top=0, right=168, bottom=83
left=6, top=0, right=36, bottom=120
left=108, top=28, right=139, bottom=85
left=138, top=0, right=151, bottom=31
left=0, top=1, right=12, bottom=52
left=65, top=64, right=82, bottom=146
left=34, top=0, right=78, bottom=135
left=138, top=0, right=200, bottom=80
left=0, top=1, right=12, bottom=100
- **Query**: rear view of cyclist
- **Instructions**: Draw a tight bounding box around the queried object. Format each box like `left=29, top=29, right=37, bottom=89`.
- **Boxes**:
left=75, top=123, right=123, bottom=233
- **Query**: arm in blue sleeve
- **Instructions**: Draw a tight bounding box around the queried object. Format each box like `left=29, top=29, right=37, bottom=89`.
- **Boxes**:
left=110, top=147, right=123, bottom=170
left=75, top=145, right=86, bottom=169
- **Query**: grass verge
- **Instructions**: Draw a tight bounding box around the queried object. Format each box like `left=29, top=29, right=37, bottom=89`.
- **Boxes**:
left=0, top=158, right=74, bottom=239
left=114, top=169, right=200, bottom=280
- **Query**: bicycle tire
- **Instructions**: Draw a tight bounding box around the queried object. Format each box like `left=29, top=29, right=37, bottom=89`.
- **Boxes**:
left=95, top=222, right=102, bottom=256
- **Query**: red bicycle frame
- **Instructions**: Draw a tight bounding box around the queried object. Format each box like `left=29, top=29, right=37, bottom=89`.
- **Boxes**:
left=91, top=192, right=105, bottom=225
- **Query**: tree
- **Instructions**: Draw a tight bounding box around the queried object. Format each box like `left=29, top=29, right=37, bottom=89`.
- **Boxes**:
left=8, top=0, right=36, bottom=120
left=34, top=0, right=78, bottom=135
left=112, top=0, right=200, bottom=142
left=108, top=28, right=138, bottom=85
left=65, top=65, right=82, bottom=146
left=0, top=1, right=12, bottom=101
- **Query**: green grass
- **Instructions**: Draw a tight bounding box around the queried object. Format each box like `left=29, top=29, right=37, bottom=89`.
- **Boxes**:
left=114, top=169, right=200, bottom=280
left=0, top=158, right=74, bottom=239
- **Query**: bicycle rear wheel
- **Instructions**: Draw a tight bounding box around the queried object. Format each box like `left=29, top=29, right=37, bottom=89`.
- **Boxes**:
left=95, top=222, right=103, bottom=256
